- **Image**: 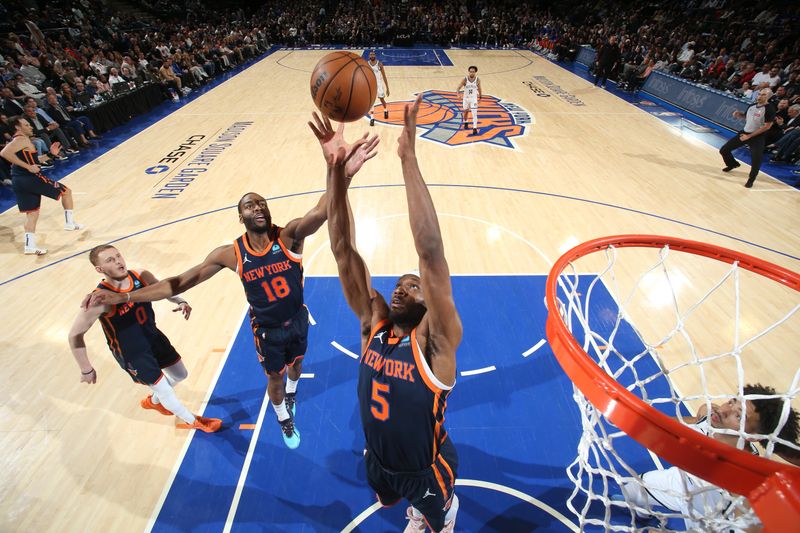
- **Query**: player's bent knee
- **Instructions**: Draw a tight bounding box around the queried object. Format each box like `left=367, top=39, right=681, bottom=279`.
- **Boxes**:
left=165, top=360, right=188, bottom=382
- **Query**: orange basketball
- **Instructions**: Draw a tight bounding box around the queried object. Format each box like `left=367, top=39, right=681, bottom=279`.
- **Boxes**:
left=310, top=51, right=377, bottom=123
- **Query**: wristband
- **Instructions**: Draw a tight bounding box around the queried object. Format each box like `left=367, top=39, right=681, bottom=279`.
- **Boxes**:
left=82, top=368, right=95, bottom=375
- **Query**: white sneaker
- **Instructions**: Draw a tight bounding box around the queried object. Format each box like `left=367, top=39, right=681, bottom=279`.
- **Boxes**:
left=403, top=507, right=426, bottom=532
left=24, top=247, right=47, bottom=255
left=64, top=222, right=85, bottom=231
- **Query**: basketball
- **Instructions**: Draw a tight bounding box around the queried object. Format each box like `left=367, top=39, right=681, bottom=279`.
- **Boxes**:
left=310, top=51, right=377, bottom=122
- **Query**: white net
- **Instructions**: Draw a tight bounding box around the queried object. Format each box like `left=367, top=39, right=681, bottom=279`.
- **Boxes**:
left=552, top=242, right=800, bottom=532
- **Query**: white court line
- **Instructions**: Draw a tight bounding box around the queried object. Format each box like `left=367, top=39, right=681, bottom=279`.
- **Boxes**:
left=522, top=339, right=547, bottom=357
left=300, top=373, right=315, bottom=379
left=748, top=188, right=798, bottom=193
left=460, top=365, right=496, bottom=377
left=340, top=478, right=579, bottom=532
left=222, top=386, right=273, bottom=532
left=145, top=305, right=250, bottom=533
left=306, top=307, right=317, bottom=325
left=331, top=341, right=359, bottom=359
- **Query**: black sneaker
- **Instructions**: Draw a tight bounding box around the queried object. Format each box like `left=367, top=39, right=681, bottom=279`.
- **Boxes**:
left=370, top=118, right=375, bottom=127
left=722, top=163, right=741, bottom=172
left=279, top=416, right=300, bottom=449
left=744, top=177, right=756, bottom=188
left=463, top=122, right=469, bottom=129
left=285, top=392, right=296, bottom=418
left=472, top=128, right=478, bottom=135
left=384, top=110, right=388, bottom=119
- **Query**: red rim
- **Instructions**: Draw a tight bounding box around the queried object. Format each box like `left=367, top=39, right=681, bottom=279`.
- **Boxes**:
left=544, top=235, right=800, bottom=531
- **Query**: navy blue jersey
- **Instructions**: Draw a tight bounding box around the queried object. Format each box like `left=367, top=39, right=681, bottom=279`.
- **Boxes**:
left=97, top=271, right=162, bottom=363
left=233, top=227, right=304, bottom=328
left=358, top=319, right=454, bottom=473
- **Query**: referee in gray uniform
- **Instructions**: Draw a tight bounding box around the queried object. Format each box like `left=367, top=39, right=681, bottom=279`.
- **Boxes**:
left=719, top=88, right=776, bottom=188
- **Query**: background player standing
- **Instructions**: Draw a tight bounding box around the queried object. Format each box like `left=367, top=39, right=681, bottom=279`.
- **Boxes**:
left=86, top=124, right=378, bottom=449
left=456, top=66, right=481, bottom=136
left=69, top=245, right=221, bottom=432
left=368, top=50, right=390, bottom=127
left=320, top=95, right=462, bottom=532
left=0, top=116, right=84, bottom=255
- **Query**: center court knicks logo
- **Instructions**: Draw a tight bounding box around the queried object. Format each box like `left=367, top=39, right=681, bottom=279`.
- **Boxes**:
left=373, top=90, right=532, bottom=149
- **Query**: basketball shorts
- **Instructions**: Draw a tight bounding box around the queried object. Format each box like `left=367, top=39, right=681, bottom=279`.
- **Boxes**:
left=113, top=330, right=181, bottom=385
left=252, top=306, right=309, bottom=375
left=462, top=97, right=477, bottom=110
left=11, top=170, right=67, bottom=212
left=365, top=437, right=458, bottom=532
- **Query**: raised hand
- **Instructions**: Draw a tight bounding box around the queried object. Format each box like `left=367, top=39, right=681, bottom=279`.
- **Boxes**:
left=308, top=112, right=368, bottom=167
left=397, top=94, right=422, bottom=159
left=50, top=141, right=62, bottom=157
left=345, top=133, right=379, bottom=178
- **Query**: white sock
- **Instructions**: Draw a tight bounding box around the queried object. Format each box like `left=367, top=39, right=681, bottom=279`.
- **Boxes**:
left=472, top=110, right=478, bottom=129
left=286, top=376, right=299, bottom=394
left=151, top=392, right=161, bottom=404
left=65, top=209, right=75, bottom=225
left=25, top=232, right=36, bottom=248
left=273, top=400, right=290, bottom=422
left=150, top=379, right=194, bottom=424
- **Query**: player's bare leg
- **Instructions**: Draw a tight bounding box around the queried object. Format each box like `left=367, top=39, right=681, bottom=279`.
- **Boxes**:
left=285, top=357, right=303, bottom=417
left=269, top=369, right=300, bottom=449
left=379, top=97, right=388, bottom=119
left=462, top=107, right=470, bottom=129
left=471, top=105, right=478, bottom=136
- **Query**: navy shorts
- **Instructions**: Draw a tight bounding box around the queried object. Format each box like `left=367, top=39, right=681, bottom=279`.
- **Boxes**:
left=113, top=330, right=181, bottom=385
left=365, top=437, right=459, bottom=532
left=11, top=170, right=67, bottom=212
left=252, top=306, right=309, bottom=375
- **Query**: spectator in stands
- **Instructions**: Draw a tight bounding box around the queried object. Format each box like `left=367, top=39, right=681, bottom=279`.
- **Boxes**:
left=44, top=93, right=98, bottom=146
left=159, top=58, right=188, bottom=96
left=17, top=55, right=47, bottom=86
left=770, top=104, right=800, bottom=164
left=12, top=74, right=45, bottom=101
left=22, top=102, right=77, bottom=157
left=1, top=86, right=25, bottom=115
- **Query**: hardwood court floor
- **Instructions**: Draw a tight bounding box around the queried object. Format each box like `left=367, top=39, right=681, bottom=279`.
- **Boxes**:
left=0, top=49, right=797, bottom=531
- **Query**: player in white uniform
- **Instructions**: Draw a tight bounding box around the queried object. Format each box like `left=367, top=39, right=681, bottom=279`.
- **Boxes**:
left=618, top=384, right=799, bottom=530
left=456, top=66, right=482, bottom=136
left=368, top=50, right=389, bottom=127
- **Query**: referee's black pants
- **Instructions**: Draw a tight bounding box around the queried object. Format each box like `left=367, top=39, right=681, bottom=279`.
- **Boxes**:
left=719, top=131, right=767, bottom=180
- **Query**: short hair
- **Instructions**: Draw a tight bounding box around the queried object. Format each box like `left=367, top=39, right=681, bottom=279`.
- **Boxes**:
left=237, top=192, right=260, bottom=213
left=89, top=244, right=116, bottom=265
left=789, top=104, right=800, bottom=113
left=744, top=383, right=800, bottom=456
left=8, top=115, right=26, bottom=131
left=468, top=65, right=478, bottom=72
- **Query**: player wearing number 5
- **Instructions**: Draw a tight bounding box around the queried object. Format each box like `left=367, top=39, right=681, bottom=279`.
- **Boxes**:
left=85, top=120, right=379, bottom=449
left=322, top=95, right=462, bottom=532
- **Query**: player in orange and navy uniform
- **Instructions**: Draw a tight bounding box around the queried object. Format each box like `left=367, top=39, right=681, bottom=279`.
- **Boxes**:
left=69, top=245, right=221, bottom=433
left=322, top=97, right=462, bottom=532
left=85, top=117, right=379, bottom=449
left=0, top=116, right=84, bottom=255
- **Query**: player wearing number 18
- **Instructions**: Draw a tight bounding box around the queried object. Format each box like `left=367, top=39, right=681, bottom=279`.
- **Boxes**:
left=84, top=116, right=379, bottom=449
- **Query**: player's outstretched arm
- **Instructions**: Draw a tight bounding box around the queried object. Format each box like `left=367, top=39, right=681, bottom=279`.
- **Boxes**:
left=321, top=136, right=384, bottom=346
left=398, top=95, right=462, bottom=385
left=283, top=114, right=378, bottom=248
left=477, top=78, right=483, bottom=99
left=68, top=303, right=107, bottom=384
left=85, top=245, right=233, bottom=308
left=139, top=270, right=192, bottom=320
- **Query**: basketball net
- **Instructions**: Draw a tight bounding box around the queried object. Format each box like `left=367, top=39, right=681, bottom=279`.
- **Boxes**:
left=545, top=236, right=800, bottom=532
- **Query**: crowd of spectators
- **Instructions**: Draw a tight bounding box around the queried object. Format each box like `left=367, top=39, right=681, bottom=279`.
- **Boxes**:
left=2, top=0, right=800, bottom=184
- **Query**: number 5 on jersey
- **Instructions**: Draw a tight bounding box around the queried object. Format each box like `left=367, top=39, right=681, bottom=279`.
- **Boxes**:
left=371, top=379, right=390, bottom=421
